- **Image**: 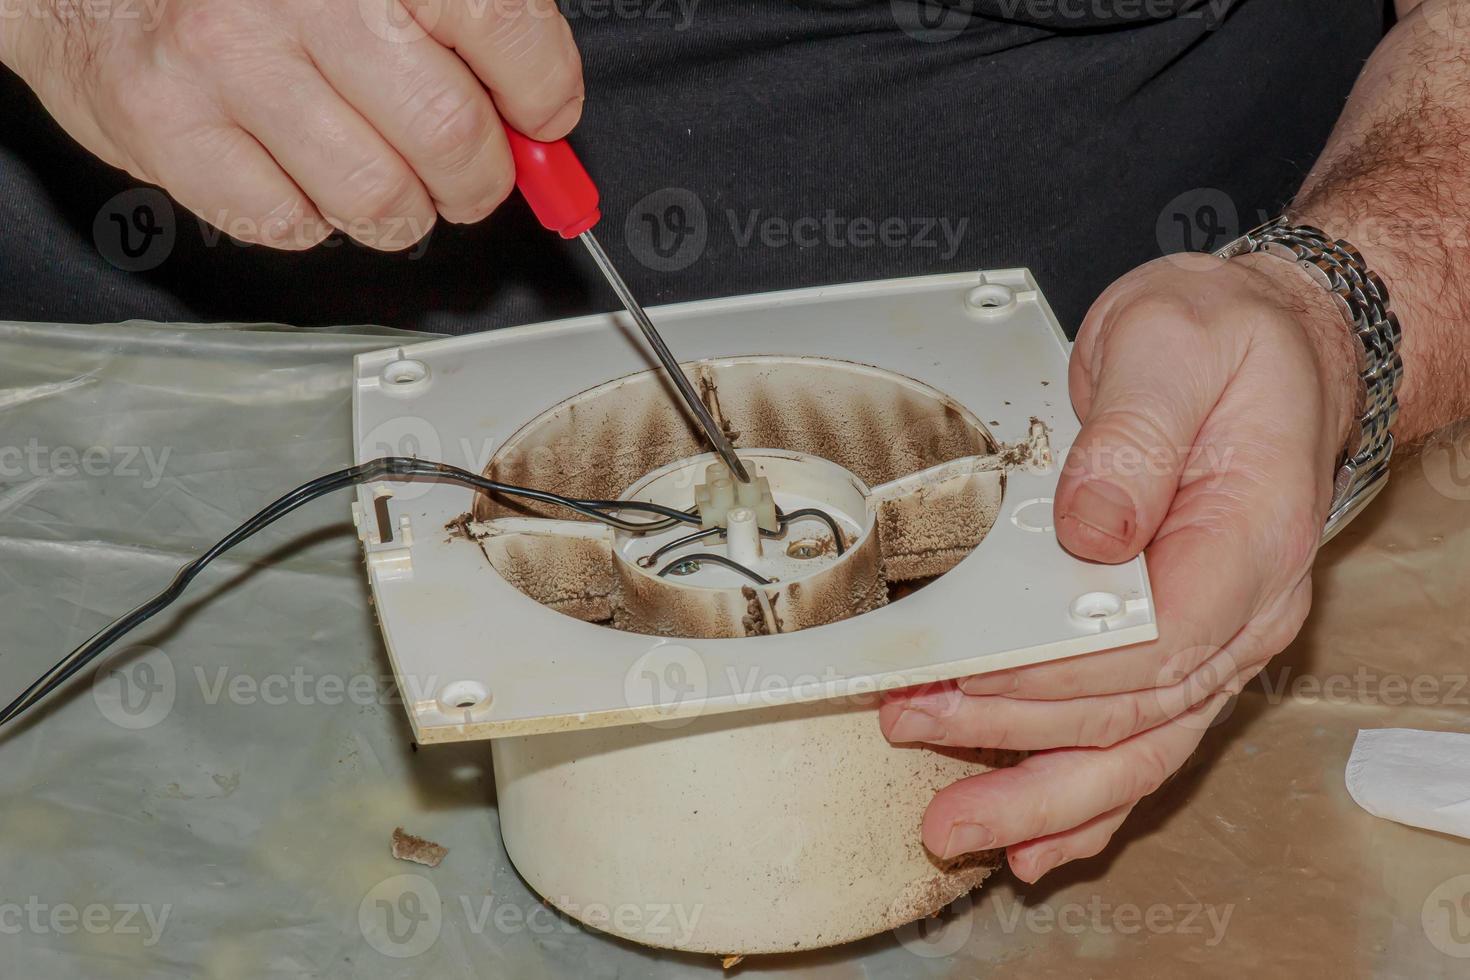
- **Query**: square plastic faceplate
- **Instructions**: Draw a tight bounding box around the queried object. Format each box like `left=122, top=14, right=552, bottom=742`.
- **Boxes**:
left=352, top=269, right=1156, bottom=744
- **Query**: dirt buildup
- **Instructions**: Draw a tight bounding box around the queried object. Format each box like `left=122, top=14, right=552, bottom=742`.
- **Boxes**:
left=878, top=470, right=1004, bottom=583
left=444, top=512, right=473, bottom=540
left=456, top=357, right=1034, bottom=639
left=474, top=356, right=995, bottom=522
left=391, top=827, right=448, bottom=868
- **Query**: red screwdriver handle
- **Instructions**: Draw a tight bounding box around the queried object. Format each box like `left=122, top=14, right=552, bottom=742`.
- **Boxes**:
left=505, top=128, right=602, bottom=239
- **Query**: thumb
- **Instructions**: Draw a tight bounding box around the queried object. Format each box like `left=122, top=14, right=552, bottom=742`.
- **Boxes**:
left=1057, top=287, right=1241, bottom=563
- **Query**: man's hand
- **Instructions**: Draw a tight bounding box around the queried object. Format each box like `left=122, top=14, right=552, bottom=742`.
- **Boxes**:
left=0, top=0, right=583, bottom=250
left=880, top=253, right=1360, bottom=882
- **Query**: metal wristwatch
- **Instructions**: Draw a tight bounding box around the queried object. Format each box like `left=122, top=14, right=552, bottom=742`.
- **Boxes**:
left=1215, top=217, right=1404, bottom=542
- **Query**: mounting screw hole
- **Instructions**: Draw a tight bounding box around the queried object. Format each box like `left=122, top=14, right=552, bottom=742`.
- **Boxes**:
left=1070, top=591, right=1124, bottom=627
left=439, top=680, right=490, bottom=713
left=381, top=358, right=429, bottom=391
left=966, top=284, right=1016, bottom=316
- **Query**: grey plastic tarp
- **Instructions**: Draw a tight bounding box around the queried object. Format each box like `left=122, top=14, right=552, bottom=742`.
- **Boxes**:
left=2, top=319, right=1469, bottom=979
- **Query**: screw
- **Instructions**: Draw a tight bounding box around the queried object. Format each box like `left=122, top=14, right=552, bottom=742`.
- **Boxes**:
left=786, top=539, right=824, bottom=560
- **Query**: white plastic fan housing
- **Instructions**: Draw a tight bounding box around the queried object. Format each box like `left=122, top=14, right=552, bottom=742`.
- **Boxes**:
left=350, top=269, right=1156, bottom=956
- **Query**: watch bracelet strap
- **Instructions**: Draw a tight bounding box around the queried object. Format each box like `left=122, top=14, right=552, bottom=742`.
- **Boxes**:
left=1215, top=217, right=1403, bottom=539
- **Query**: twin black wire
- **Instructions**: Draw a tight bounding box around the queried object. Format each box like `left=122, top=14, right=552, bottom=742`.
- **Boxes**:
left=778, top=508, right=846, bottom=555
left=0, top=457, right=699, bottom=729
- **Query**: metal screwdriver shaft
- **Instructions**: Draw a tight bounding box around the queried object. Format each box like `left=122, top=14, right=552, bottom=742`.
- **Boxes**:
left=505, top=129, right=749, bottom=483
left=578, top=230, right=751, bottom=484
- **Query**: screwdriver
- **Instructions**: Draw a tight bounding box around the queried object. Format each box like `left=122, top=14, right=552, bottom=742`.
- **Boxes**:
left=505, top=129, right=752, bottom=485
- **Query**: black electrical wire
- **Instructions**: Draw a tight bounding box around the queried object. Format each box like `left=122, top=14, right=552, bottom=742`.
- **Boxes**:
left=656, top=553, right=772, bottom=586
left=637, top=526, right=725, bottom=567
left=778, top=508, right=847, bottom=556
left=0, top=457, right=700, bottom=730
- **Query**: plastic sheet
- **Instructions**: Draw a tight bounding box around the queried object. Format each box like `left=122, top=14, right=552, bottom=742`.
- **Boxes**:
left=2, top=319, right=1469, bottom=978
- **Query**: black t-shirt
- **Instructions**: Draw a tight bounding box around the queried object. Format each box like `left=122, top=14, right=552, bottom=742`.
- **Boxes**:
left=0, top=0, right=1385, bottom=335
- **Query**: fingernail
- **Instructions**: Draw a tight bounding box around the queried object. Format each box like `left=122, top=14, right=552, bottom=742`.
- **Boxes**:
left=1066, top=480, right=1136, bottom=543
left=887, top=707, right=946, bottom=743
left=537, top=95, right=585, bottom=139
left=1029, top=847, right=1062, bottom=882
left=943, top=822, right=996, bottom=858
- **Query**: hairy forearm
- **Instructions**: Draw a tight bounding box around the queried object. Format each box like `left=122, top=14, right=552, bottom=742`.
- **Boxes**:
left=1293, top=0, right=1470, bottom=443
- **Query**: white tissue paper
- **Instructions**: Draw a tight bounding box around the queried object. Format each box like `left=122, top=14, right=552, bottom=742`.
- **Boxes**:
left=1345, top=728, right=1470, bottom=840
